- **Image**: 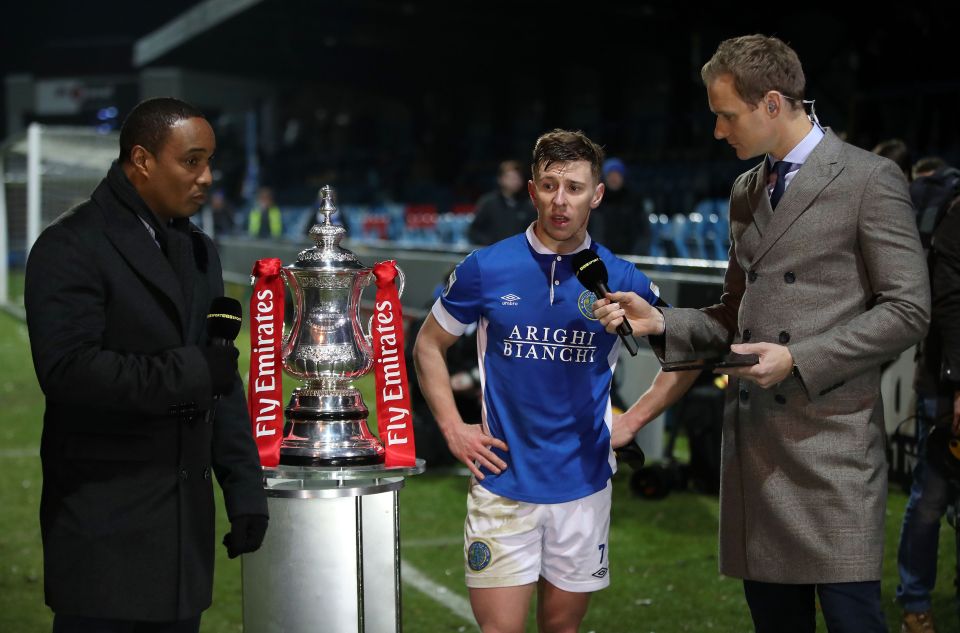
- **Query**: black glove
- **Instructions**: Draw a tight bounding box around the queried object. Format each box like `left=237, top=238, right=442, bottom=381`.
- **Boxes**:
left=615, top=443, right=646, bottom=470
left=200, top=345, right=239, bottom=396
left=223, top=514, right=269, bottom=559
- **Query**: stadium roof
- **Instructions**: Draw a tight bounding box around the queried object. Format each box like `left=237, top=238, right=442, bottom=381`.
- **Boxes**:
left=130, top=1, right=832, bottom=86
left=129, top=2, right=955, bottom=97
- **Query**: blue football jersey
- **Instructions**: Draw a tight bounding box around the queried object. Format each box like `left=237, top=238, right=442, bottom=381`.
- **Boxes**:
left=432, top=226, right=662, bottom=503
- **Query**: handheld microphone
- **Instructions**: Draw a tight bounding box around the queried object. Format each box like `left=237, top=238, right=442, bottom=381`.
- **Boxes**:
left=571, top=250, right=639, bottom=356
left=207, top=297, right=243, bottom=346
left=205, top=297, right=243, bottom=413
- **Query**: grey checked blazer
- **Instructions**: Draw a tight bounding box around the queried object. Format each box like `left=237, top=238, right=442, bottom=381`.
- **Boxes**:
left=659, top=129, right=930, bottom=583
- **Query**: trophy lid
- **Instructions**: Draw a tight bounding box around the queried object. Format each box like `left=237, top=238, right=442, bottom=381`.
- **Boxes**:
left=289, top=185, right=368, bottom=271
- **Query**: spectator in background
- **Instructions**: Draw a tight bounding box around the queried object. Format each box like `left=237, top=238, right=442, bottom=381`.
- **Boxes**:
left=467, top=160, right=535, bottom=245
left=910, top=157, right=960, bottom=251
left=896, top=158, right=960, bottom=633
left=913, top=156, right=948, bottom=181
left=200, top=188, right=236, bottom=239
left=594, top=157, right=647, bottom=256
left=247, top=186, right=283, bottom=239
left=873, top=138, right=912, bottom=182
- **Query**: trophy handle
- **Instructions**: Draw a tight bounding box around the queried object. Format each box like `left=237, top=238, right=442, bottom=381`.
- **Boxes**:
left=281, top=268, right=301, bottom=358
left=363, top=273, right=375, bottom=346
left=394, top=263, right=406, bottom=298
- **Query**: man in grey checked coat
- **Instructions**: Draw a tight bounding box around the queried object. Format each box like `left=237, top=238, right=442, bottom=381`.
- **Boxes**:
left=595, top=35, right=930, bottom=633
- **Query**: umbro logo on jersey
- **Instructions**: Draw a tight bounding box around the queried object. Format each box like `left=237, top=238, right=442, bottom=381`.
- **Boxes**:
left=500, top=293, right=521, bottom=306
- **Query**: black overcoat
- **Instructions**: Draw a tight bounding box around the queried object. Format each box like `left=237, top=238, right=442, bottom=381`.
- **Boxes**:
left=25, top=164, right=267, bottom=621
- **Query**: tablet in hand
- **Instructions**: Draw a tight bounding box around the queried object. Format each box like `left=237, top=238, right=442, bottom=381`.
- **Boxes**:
left=659, top=352, right=759, bottom=372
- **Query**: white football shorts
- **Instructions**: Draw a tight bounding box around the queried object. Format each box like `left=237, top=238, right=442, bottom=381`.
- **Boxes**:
left=463, top=478, right=611, bottom=592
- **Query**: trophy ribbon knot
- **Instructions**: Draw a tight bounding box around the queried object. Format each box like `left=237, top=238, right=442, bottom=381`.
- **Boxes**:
left=373, top=260, right=399, bottom=287
left=252, top=257, right=283, bottom=279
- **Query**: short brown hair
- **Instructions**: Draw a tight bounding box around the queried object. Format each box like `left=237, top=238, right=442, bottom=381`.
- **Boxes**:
left=701, top=35, right=805, bottom=111
left=531, top=129, right=605, bottom=183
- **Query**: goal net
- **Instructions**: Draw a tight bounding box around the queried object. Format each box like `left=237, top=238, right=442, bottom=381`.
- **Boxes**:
left=0, top=123, right=118, bottom=315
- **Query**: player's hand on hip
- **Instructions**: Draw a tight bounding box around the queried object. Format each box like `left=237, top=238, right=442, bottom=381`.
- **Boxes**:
left=721, top=342, right=793, bottom=388
left=610, top=413, right=641, bottom=449
left=593, top=291, right=662, bottom=335
left=444, top=421, right=508, bottom=480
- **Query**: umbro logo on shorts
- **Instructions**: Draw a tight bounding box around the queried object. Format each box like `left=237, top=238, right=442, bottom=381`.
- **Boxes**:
left=592, top=567, right=608, bottom=578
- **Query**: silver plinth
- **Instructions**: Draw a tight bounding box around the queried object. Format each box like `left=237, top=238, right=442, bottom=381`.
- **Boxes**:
left=242, top=461, right=425, bottom=633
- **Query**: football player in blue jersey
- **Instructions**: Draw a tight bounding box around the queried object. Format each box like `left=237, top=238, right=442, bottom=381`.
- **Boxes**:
left=414, top=129, right=665, bottom=633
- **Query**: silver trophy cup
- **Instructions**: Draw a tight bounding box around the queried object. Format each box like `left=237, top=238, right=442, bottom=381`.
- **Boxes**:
left=279, top=186, right=404, bottom=466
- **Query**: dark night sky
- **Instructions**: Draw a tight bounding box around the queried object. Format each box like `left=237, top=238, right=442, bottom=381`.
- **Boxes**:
left=0, top=1, right=199, bottom=77
left=2, top=3, right=952, bottom=77
left=2, top=2, right=958, bottom=170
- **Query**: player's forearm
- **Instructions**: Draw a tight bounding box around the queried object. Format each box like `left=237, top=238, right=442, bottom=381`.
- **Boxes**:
left=621, top=369, right=700, bottom=433
left=413, top=341, right=467, bottom=435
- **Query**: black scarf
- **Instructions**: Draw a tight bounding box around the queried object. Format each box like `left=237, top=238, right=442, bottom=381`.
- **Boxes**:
left=105, top=161, right=204, bottom=309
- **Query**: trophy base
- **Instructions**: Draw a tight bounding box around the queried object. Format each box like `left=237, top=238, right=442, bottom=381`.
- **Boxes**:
left=279, top=386, right=385, bottom=468
left=279, top=420, right=386, bottom=468
left=278, top=452, right=385, bottom=467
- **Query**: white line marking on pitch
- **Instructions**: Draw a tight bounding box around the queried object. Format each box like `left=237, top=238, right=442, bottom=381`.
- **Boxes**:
left=0, top=448, right=38, bottom=458
left=401, top=559, right=477, bottom=628
left=403, top=536, right=462, bottom=547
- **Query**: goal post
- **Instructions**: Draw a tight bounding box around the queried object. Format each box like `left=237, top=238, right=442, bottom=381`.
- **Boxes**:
left=0, top=124, right=119, bottom=315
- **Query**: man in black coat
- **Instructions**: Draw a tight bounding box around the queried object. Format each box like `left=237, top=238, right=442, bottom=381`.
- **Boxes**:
left=895, top=162, right=960, bottom=633
left=25, top=98, right=268, bottom=633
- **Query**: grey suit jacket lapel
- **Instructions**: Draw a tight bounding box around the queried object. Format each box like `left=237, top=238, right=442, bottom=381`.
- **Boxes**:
left=751, top=130, right=844, bottom=264
left=747, top=166, right=773, bottom=235
left=726, top=165, right=767, bottom=266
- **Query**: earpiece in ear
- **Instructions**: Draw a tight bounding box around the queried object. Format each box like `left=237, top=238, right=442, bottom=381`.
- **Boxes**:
left=767, top=101, right=776, bottom=113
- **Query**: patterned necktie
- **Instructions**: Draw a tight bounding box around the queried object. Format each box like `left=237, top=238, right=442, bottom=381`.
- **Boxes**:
left=769, top=160, right=794, bottom=210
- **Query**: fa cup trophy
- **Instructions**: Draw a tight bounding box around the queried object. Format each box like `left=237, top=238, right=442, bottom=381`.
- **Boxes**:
left=279, top=186, right=404, bottom=466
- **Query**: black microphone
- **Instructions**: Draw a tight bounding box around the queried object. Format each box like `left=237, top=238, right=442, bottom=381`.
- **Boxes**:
left=571, top=250, right=639, bottom=356
left=207, top=297, right=243, bottom=346
left=205, top=297, right=243, bottom=413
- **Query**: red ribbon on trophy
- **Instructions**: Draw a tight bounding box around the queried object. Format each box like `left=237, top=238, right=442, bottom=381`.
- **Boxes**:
left=249, top=258, right=284, bottom=467
left=372, top=261, right=417, bottom=467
